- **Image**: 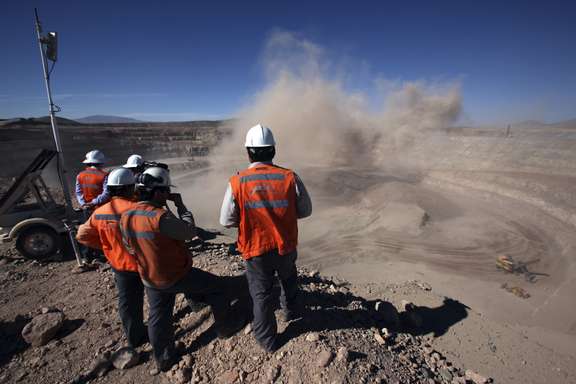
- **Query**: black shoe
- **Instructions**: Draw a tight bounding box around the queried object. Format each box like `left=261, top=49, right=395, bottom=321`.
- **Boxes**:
left=216, top=313, right=247, bottom=339
left=156, top=356, right=177, bottom=372
left=279, top=309, right=301, bottom=322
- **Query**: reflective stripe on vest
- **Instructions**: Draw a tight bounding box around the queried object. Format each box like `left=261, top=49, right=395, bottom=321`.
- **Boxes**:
left=240, top=173, right=285, bottom=183
left=94, top=214, right=121, bottom=221
left=123, top=210, right=158, bottom=218
left=245, top=199, right=289, bottom=209
left=122, top=230, right=156, bottom=239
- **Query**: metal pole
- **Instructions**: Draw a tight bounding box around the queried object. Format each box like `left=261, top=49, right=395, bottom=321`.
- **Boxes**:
left=34, top=9, right=74, bottom=217
left=35, top=9, right=85, bottom=267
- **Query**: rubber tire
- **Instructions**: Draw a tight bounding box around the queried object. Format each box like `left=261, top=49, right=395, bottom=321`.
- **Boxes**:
left=15, top=225, right=61, bottom=261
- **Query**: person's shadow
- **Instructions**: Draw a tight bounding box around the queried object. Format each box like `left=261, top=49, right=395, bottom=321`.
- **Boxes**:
left=172, top=271, right=470, bottom=351
left=278, top=275, right=470, bottom=346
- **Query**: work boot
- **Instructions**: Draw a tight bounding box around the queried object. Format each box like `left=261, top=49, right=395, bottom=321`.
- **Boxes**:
left=279, top=305, right=302, bottom=322
left=216, top=313, right=247, bottom=339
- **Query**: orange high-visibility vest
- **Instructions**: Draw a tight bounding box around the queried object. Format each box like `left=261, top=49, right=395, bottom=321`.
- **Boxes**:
left=230, top=164, right=298, bottom=260
left=77, top=167, right=108, bottom=203
left=89, top=197, right=138, bottom=272
left=119, top=202, right=192, bottom=288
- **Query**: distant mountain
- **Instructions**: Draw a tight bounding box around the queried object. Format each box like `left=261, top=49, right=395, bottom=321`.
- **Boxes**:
left=76, top=115, right=143, bottom=124
left=0, top=116, right=80, bottom=127
left=550, top=118, right=576, bottom=129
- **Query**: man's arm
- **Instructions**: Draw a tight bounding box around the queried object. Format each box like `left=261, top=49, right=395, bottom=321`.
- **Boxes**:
left=219, top=182, right=239, bottom=228
left=91, top=175, right=110, bottom=206
left=158, top=194, right=197, bottom=241
left=76, top=218, right=102, bottom=250
left=75, top=176, right=85, bottom=206
left=294, top=173, right=312, bottom=219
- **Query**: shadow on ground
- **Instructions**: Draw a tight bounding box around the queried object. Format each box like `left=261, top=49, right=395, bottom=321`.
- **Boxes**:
left=0, top=315, right=30, bottom=368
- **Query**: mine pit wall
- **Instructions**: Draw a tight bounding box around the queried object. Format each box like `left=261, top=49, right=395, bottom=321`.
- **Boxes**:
left=0, top=121, right=228, bottom=180
left=413, top=130, right=576, bottom=229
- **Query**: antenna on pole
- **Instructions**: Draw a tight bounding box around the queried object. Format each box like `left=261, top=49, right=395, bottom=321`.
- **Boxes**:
left=34, top=9, right=86, bottom=267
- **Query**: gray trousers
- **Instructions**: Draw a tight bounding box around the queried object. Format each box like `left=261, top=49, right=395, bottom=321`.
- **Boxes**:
left=245, top=249, right=298, bottom=351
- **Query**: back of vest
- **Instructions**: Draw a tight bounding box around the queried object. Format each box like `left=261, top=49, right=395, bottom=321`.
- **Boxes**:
left=91, top=198, right=138, bottom=272
left=119, top=203, right=192, bottom=288
left=230, top=164, right=298, bottom=259
left=78, top=168, right=107, bottom=203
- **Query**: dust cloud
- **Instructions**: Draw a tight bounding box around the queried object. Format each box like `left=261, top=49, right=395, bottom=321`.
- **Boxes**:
left=215, top=31, right=462, bottom=168
left=179, top=31, right=462, bottom=225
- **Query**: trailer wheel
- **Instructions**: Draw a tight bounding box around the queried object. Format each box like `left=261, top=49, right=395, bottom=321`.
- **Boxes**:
left=15, top=225, right=60, bottom=260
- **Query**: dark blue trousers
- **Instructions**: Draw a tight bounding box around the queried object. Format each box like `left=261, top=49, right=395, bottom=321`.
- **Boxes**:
left=112, top=269, right=146, bottom=347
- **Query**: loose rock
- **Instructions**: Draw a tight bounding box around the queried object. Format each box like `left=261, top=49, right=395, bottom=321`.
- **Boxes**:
left=336, top=346, right=350, bottom=362
left=316, top=349, right=334, bottom=368
left=21, top=311, right=65, bottom=346
left=306, top=332, right=320, bottom=342
left=111, top=347, right=139, bottom=370
left=219, top=369, right=239, bottom=384
left=465, top=369, right=491, bottom=384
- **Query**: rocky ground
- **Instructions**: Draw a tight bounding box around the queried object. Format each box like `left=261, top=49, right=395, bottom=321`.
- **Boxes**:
left=0, top=238, right=492, bottom=384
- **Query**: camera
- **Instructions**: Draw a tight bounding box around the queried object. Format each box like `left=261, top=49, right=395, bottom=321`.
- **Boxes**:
left=142, top=161, right=169, bottom=170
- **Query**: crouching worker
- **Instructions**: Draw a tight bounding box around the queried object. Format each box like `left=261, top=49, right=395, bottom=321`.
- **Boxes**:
left=120, top=167, right=246, bottom=371
left=76, top=168, right=146, bottom=348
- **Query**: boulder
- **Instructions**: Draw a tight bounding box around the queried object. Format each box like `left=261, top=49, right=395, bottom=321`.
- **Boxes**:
left=21, top=311, right=65, bottom=346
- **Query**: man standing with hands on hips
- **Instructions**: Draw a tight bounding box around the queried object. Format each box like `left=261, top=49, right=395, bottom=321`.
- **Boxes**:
left=219, top=124, right=312, bottom=353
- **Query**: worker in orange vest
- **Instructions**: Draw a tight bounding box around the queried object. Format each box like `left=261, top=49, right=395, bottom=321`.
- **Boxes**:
left=76, top=168, right=147, bottom=348
left=219, top=124, right=312, bottom=352
left=120, top=167, right=246, bottom=371
left=75, top=150, right=110, bottom=209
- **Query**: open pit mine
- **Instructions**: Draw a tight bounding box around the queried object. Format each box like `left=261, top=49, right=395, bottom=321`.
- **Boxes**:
left=1, top=117, right=575, bottom=384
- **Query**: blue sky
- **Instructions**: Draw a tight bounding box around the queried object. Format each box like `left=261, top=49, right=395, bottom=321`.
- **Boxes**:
left=1, top=0, right=575, bottom=124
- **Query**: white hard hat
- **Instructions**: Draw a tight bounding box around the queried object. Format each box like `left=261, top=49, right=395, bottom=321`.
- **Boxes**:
left=107, top=168, right=136, bottom=186
left=83, top=150, right=106, bottom=164
left=123, top=154, right=144, bottom=169
left=137, top=166, right=172, bottom=189
left=245, top=124, right=276, bottom=147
